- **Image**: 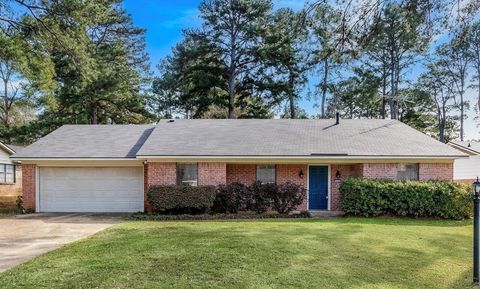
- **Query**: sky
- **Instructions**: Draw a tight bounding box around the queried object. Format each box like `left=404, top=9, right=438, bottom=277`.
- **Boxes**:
left=122, top=0, right=480, bottom=140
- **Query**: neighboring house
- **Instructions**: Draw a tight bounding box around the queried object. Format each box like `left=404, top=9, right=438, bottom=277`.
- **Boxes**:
left=11, top=119, right=466, bottom=213
left=448, top=141, right=480, bottom=184
left=0, top=142, right=22, bottom=202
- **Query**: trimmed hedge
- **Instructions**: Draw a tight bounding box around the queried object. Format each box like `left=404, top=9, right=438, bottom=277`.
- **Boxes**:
left=246, top=182, right=276, bottom=214
left=150, top=182, right=307, bottom=215
left=274, top=182, right=307, bottom=214
left=339, top=178, right=471, bottom=219
left=213, top=182, right=248, bottom=213
left=147, top=185, right=216, bottom=214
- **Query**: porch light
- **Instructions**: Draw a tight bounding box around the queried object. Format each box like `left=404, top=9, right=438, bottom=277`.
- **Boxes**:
left=473, top=177, right=480, bottom=285
left=299, top=170, right=304, bottom=178
left=335, top=170, right=341, bottom=179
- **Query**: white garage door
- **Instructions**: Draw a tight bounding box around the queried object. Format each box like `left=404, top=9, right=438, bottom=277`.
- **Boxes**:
left=39, top=167, right=144, bottom=213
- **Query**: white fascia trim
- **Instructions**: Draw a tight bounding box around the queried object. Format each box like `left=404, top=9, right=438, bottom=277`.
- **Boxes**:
left=11, top=158, right=142, bottom=161
left=0, top=143, right=15, bottom=155
left=138, top=155, right=463, bottom=161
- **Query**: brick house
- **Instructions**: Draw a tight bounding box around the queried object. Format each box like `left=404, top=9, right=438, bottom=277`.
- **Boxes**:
left=12, top=119, right=466, bottom=213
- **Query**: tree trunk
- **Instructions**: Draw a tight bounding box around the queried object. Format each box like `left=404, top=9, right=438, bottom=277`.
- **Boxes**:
left=438, top=106, right=445, bottom=143
left=228, top=72, right=235, bottom=119
left=320, top=59, right=328, bottom=118
left=381, top=69, right=387, bottom=119
left=288, top=73, right=295, bottom=119
left=90, top=102, right=98, bottom=124
left=460, top=89, right=464, bottom=141
left=2, top=78, right=8, bottom=127
left=477, top=60, right=480, bottom=114
left=228, top=28, right=236, bottom=119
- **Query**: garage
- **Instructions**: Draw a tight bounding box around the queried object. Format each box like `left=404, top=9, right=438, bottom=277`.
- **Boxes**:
left=38, top=167, right=144, bottom=213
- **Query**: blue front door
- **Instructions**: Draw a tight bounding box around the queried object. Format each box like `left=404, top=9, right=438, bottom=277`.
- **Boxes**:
left=308, top=166, right=328, bottom=210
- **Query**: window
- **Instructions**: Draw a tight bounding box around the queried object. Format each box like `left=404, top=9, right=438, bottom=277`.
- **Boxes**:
left=397, top=163, right=419, bottom=180
left=256, top=165, right=276, bottom=184
left=177, top=163, right=198, bottom=186
left=0, top=164, right=15, bottom=184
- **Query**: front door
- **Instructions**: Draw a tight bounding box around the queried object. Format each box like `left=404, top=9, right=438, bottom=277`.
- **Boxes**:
left=308, top=166, right=328, bottom=210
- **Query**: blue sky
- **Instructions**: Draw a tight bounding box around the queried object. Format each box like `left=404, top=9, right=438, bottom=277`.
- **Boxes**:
left=122, top=0, right=480, bottom=140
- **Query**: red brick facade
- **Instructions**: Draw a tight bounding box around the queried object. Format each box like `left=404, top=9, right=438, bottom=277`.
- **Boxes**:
left=198, top=163, right=227, bottom=186
left=362, top=163, right=398, bottom=179
left=226, top=164, right=256, bottom=185
left=20, top=161, right=455, bottom=213
left=419, top=163, right=453, bottom=180
left=22, top=164, right=35, bottom=211
left=147, top=162, right=177, bottom=186
left=276, top=164, right=308, bottom=210
left=330, top=164, right=363, bottom=210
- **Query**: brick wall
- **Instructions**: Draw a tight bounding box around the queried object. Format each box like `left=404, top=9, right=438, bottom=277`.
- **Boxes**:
left=419, top=163, right=453, bottom=180
left=22, top=164, right=35, bottom=211
left=147, top=162, right=176, bottom=186
left=226, top=164, right=256, bottom=185
left=198, top=163, right=227, bottom=186
left=330, top=164, right=363, bottom=211
left=276, top=164, right=308, bottom=210
left=145, top=162, right=176, bottom=212
left=362, top=163, right=398, bottom=179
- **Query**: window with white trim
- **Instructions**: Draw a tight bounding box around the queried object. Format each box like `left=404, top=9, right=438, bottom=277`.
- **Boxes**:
left=397, top=163, right=419, bottom=180
left=177, top=163, right=198, bottom=186
left=0, top=164, right=15, bottom=184
left=256, top=165, right=276, bottom=184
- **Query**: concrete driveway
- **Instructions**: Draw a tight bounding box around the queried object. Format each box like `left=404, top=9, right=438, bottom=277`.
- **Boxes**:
left=0, top=213, right=124, bottom=273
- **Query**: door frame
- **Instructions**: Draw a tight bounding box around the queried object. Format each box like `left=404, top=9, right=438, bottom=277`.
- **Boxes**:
left=306, top=164, right=331, bottom=211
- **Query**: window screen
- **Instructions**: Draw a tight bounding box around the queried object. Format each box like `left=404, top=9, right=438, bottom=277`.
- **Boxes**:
left=397, top=163, right=419, bottom=180
left=177, top=163, right=198, bottom=186
left=256, top=165, right=276, bottom=184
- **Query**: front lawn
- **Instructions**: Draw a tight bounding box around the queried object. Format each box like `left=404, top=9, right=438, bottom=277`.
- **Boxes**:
left=0, top=218, right=474, bottom=289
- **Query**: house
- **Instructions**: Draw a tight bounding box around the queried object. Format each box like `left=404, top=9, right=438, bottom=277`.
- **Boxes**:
left=11, top=119, right=466, bottom=213
left=0, top=142, right=22, bottom=205
left=448, top=141, right=480, bottom=184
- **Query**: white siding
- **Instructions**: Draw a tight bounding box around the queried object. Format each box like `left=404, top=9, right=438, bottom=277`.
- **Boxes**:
left=454, top=156, right=480, bottom=180
left=0, top=148, right=12, bottom=164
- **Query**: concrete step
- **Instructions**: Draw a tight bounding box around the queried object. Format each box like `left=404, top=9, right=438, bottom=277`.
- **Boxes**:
left=309, top=210, right=345, bottom=217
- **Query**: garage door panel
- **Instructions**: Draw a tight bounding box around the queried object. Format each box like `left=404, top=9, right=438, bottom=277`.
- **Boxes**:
left=39, top=167, right=144, bottom=213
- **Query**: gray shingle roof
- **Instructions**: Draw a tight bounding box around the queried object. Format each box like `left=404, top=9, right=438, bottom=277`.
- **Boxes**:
left=449, top=141, right=480, bottom=155
left=5, top=144, right=24, bottom=153
left=13, top=125, right=154, bottom=159
left=137, top=119, right=464, bottom=157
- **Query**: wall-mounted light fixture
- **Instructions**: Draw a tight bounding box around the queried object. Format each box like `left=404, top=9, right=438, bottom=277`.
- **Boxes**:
left=335, top=170, right=341, bottom=179
left=299, top=170, right=304, bottom=178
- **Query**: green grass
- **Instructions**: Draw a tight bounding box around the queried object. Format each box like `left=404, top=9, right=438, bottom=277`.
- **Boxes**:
left=0, top=218, right=475, bottom=289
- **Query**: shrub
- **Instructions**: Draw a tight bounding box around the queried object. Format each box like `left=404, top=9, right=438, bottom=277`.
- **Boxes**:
left=247, top=182, right=277, bottom=214
left=274, top=182, right=307, bottom=214
left=213, top=182, right=248, bottom=213
left=339, top=178, right=471, bottom=219
left=147, top=185, right=216, bottom=214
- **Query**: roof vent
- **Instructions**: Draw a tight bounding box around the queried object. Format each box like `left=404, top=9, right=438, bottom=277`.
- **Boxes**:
left=335, top=112, right=340, bottom=125
left=168, top=119, right=175, bottom=123
left=468, top=143, right=471, bottom=147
